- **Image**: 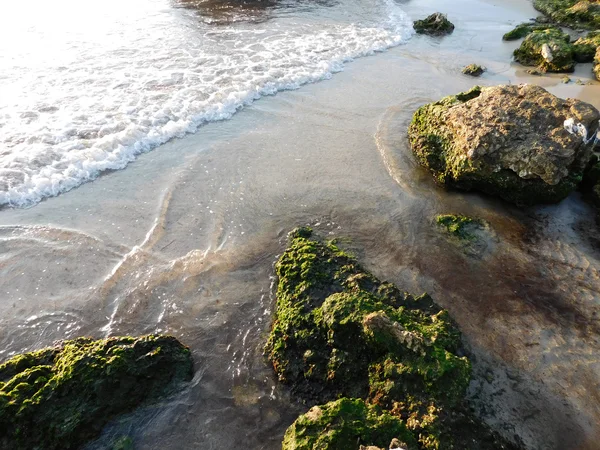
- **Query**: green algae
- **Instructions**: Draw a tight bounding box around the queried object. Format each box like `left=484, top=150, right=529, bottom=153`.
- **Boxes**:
left=502, top=23, right=555, bottom=40
left=533, top=0, right=600, bottom=30
left=413, top=13, right=455, bottom=36
left=436, top=214, right=482, bottom=240
left=513, top=28, right=575, bottom=72
left=573, top=30, right=600, bottom=62
left=461, top=64, right=485, bottom=76
left=0, top=335, right=193, bottom=450
left=407, top=87, right=580, bottom=205
left=268, top=228, right=519, bottom=449
left=282, top=398, right=416, bottom=450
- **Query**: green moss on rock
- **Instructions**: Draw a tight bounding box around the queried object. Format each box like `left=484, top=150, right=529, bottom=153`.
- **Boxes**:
left=408, top=84, right=597, bottom=205
left=533, top=0, right=600, bottom=29
left=461, top=64, right=485, bottom=76
left=413, top=13, right=455, bottom=36
left=0, top=335, right=193, bottom=450
left=503, top=23, right=555, bottom=40
left=282, top=398, right=416, bottom=450
left=436, top=214, right=482, bottom=240
left=268, top=228, right=519, bottom=449
left=573, top=31, right=600, bottom=62
left=513, top=28, right=575, bottom=72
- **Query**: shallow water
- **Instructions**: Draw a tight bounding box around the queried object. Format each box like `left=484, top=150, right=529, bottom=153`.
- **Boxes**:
left=1, top=0, right=600, bottom=448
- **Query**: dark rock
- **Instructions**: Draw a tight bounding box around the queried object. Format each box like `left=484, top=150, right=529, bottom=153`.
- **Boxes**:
left=462, top=64, right=485, bottom=76
left=413, top=13, right=455, bottom=36
left=0, top=335, right=193, bottom=450
left=267, top=228, right=523, bottom=449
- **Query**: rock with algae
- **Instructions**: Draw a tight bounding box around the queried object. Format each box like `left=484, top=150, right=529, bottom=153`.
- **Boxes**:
left=413, top=13, right=454, bottom=36
left=267, top=227, right=521, bottom=449
left=281, top=398, right=416, bottom=450
left=502, top=23, right=556, bottom=41
left=513, top=28, right=575, bottom=72
left=533, top=0, right=600, bottom=30
left=461, top=64, right=485, bottom=76
left=408, top=84, right=599, bottom=205
left=0, top=335, right=193, bottom=450
left=573, top=30, right=600, bottom=62
left=436, top=214, right=483, bottom=240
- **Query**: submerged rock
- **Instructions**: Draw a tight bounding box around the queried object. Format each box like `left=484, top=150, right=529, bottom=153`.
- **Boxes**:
left=513, top=28, right=575, bottom=72
left=408, top=84, right=600, bottom=205
left=0, top=335, right=193, bottom=450
left=267, top=227, right=521, bottom=449
left=461, top=64, right=485, bottom=76
left=436, top=214, right=482, bottom=240
left=413, top=13, right=454, bottom=36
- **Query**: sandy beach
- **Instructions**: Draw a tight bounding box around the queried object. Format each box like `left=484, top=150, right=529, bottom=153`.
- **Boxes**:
left=1, top=0, right=600, bottom=448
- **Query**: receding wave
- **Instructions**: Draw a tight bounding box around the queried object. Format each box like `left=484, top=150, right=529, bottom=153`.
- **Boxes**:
left=0, top=0, right=413, bottom=207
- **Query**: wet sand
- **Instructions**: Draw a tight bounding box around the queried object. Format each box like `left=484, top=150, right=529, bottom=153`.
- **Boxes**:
left=1, top=0, right=600, bottom=448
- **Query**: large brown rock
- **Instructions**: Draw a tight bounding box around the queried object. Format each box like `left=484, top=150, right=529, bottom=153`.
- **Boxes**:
left=408, top=84, right=600, bottom=204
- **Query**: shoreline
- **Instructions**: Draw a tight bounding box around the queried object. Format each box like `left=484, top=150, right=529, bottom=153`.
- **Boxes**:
left=2, top=0, right=600, bottom=448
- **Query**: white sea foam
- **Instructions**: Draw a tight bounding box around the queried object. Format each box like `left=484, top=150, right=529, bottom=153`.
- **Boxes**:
left=0, top=0, right=413, bottom=207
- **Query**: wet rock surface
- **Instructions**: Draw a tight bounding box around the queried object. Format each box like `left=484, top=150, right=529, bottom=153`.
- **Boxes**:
left=0, top=335, right=193, bottom=450
left=266, top=228, right=521, bottom=449
left=408, top=84, right=600, bottom=205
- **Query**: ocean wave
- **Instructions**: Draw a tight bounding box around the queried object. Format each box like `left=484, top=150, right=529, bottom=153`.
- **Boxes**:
left=0, top=0, right=413, bottom=207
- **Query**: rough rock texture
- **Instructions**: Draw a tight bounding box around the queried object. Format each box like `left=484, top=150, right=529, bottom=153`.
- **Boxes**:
left=267, top=227, right=521, bottom=449
left=533, top=0, right=600, bottom=29
left=281, top=398, right=416, bottom=450
left=573, top=31, right=600, bottom=62
left=461, top=64, right=485, bottom=76
left=594, top=46, right=600, bottom=80
left=413, top=13, right=454, bottom=36
left=408, top=84, right=600, bottom=205
left=0, top=335, right=193, bottom=450
left=513, top=28, right=575, bottom=72
left=502, top=23, right=555, bottom=41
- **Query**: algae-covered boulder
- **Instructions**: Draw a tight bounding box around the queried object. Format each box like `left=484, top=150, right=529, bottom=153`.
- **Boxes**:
left=502, top=23, right=555, bottom=41
left=514, top=28, right=575, bottom=72
left=281, top=398, right=416, bottom=450
left=594, top=46, right=600, bottom=80
left=413, top=13, right=454, bottom=36
left=408, top=84, right=600, bottom=205
left=0, top=335, right=193, bottom=450
left=461, top=64, right=485, bottom=76
left=573, top=31, right=600, bottom=62
left=267, top=228, right=520, bottom=449
left=533, top=0, right=600, bottom=29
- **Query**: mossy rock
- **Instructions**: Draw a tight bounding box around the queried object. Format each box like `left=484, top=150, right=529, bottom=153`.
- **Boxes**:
left=572, top=31, right=600, bottom=62
left=267, top=228, right=521, bottom=449
left=502, top=23, right=556, bottom=41
left=282, top=398, right=416, bottom=450
left=436, top=214, right=483, bottom=240
left=0, top=335, right=193, bottom=450
left=513, top=28, right=575, bottom=72
left=533, top=0, right=600, bottom=30
left=408, top=84, right=598, bottom=205
left=461, top=64, right=485, bottom=76
left=595, top=46, right=600, bottom=80
left=414, top=13, right=455, bottom=36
